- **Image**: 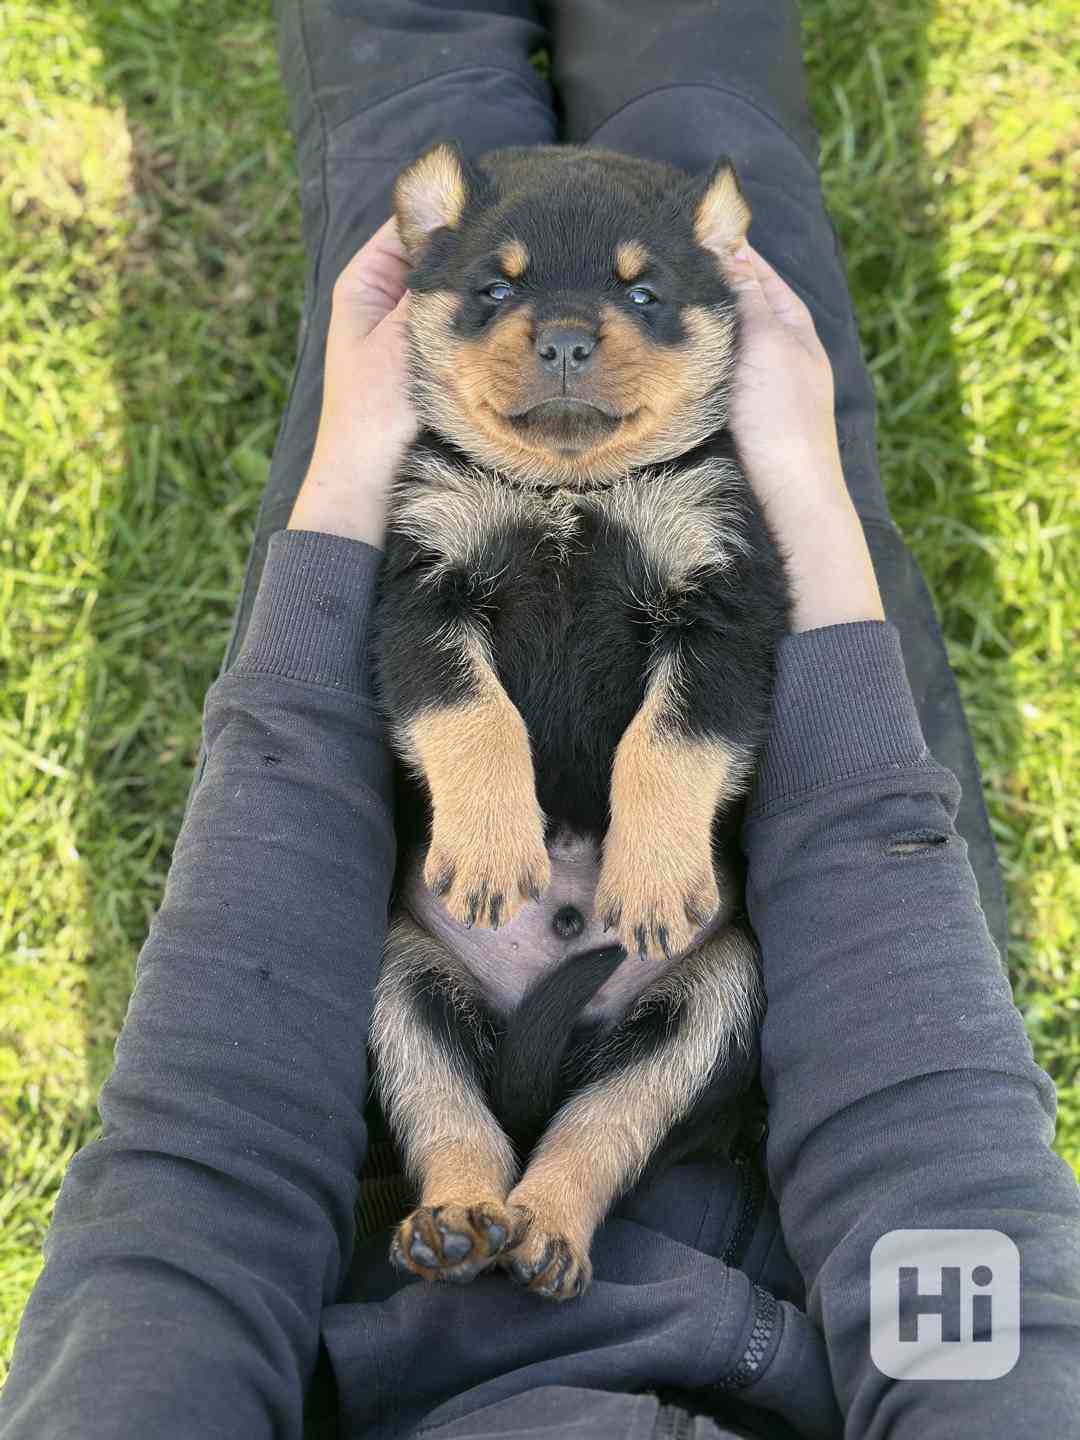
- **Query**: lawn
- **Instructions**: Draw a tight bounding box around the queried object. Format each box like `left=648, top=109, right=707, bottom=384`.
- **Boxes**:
left=1, top=0, right=1076, bottom=1374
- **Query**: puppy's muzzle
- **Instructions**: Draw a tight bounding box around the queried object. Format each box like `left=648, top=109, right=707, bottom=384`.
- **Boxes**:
left=508, top=398, right=621, bottom=453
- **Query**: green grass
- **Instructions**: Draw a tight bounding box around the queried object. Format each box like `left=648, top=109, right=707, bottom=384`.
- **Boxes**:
left=1, top=0, right=1076, bottom=1376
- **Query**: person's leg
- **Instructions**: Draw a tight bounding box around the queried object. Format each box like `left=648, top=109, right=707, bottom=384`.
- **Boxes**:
left=223, top=0, right=555, bottom=666
left=542, top=0, right=1006, bottom=952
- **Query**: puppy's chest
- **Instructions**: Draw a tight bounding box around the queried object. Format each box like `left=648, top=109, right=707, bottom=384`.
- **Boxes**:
left=393, top=453, right=745, bottom=628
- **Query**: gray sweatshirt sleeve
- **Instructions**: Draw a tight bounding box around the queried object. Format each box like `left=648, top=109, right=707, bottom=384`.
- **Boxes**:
left=0, top=530, right=395, bottom=1440
left=743, top=621, right=1080, bottom=1437
left=4, top=535, right=1078, bottom=1440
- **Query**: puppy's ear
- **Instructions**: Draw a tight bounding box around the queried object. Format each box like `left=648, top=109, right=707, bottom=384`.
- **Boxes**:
left=690, top=159, right=751, bottom=258
left=395, top=143, right=473, bottom=257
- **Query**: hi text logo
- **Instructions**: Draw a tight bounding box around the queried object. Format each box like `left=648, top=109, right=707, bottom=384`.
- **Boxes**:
left=869, top=1229, right=1020, bottom=1380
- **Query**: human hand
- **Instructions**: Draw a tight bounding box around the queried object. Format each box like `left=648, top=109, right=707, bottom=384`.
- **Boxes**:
left=288, top=218, right=417, bottom=549
left=727, top=244, right=883, bottom=632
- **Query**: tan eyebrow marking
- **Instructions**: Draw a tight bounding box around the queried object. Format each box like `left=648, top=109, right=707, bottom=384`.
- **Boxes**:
left=498, top=240, right=530, bottom=279
left=615, top=240, right=650, bottom=283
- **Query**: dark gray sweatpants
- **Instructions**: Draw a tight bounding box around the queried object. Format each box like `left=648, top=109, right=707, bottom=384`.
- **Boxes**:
left=227, top=0, right=1005, bottom=950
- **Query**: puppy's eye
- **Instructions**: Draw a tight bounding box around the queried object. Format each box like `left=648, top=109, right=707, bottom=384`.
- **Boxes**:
left=485, top=282, right=514, bottom=302
left=627, top=286, right=658, bottom=306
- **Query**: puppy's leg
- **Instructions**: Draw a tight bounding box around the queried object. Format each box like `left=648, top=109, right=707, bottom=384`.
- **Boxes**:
left=372, top=914, right=523, bottom=1284
left=403, top=632, right=550, bottom=929
left=376, top=484, right=555, bottom=930
left=596, top=649, right=754, bottom=959
left=501, top=925, right=760, bottom=1300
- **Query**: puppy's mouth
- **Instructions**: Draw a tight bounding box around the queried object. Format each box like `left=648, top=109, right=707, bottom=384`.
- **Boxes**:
left=505, top=398, right=625, bottom=454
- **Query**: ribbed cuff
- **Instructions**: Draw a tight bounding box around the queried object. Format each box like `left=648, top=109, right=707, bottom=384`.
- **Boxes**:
left=751, top=621, right=929, bottom=813
left=231, top=529, right=382, bottom=694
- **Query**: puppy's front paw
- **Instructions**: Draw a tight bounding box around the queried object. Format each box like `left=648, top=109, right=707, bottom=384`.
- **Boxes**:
left=498, top=1211, right=592, bottom=1301
left=391, top=1201, right=524, bottom=1285
left=424, top=802, right=551, bottom=929
left=595, top=837, right=719, bottom=961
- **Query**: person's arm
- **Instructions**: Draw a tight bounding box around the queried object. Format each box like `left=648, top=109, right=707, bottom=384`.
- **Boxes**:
left=0, top=224, right=415, bottom=1440
left=730, top=246, right=1080, bottom=1435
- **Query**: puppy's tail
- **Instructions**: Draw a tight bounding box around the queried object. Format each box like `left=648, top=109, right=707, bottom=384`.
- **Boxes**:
left=490, top=943, right=626, bottom=1159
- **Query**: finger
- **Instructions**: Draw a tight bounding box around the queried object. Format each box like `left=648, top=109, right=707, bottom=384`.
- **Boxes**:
left=742, top=244, right=815, bottom=333
left=375, top=290, right=412, bottom=343
left=333, top=217, right=412, bottom=319
left=336, top=289, right=412, bottom=355
left=725, top=242, right=770, bottom=308
left=347, top=291, right=413, bottom=388
left=367, top=214, right=411, bottom=267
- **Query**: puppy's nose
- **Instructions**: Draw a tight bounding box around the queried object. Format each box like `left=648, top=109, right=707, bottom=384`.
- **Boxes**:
left=536, top=325, right=597, bottom=371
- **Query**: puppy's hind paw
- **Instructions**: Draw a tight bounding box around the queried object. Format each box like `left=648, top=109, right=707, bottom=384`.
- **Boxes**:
left=391, top=1201, right=524, bottom=1285
left=498, top=1215, right=592, bottom=1302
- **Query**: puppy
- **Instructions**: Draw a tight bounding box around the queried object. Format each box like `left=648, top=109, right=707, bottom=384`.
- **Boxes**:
left=370, top=144, right=790, bottom=1301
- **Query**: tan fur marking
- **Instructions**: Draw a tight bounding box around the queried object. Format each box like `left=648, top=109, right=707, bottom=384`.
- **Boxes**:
left=595, top=652, right=754, bottom=959
left=456, top=303, right=536, bottom=419
left=412, top=1149, right=509, bottom=1209
left=615, top=239, right=649, bottom=283
left=499, top=239, right=530, bottom=279
left=394, top=144, right=468, bottom=254
left=693, top=163, right=752, bottom=257
left=407, top=284, right=737, bottom=489
left=502, top=925, right=760, bottom=1298
left=405, top=637, right=551, bottom=928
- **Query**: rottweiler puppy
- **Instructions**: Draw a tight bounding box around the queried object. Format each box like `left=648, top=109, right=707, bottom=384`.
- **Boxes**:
left=370, top=143, right=790, bottom=1301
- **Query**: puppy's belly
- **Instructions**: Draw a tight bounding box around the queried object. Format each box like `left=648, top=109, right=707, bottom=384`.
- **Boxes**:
left=401, top=828, right=727, bottom=1022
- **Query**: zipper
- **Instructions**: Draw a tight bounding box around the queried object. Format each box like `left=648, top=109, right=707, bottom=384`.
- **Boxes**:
left=715, top=1282, right=782, bottom=1392
left=720, top=1121, right=767, bottom=1270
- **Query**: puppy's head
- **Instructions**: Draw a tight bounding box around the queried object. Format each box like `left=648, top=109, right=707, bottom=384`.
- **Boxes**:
left=394, top=144, right=750, bottom=489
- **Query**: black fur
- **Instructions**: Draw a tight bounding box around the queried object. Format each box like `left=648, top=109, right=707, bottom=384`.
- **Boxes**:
left=490, top=944, right=627, bottom=1157
left=417, top=146, right=742, bottom=352
left=378, top=437, right=788, bottom=848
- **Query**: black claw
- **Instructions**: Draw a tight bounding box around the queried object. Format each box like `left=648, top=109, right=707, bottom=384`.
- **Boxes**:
left=489, top=894, right=503, bottom=929
left=409, top=1237, right=439, bottom=1269
left=429, top=868, right=453, bottom=898
left=526, top=875, right=543, bottom=902
left=550, top=1247, right=573, bottom=1290
left=510, top=1236, right=556, bottom=1286
left=535, top=1244, right=575, bottom=1299
left=439, top=1230, right=472, bottom=1263
left=509, top=1257, right=534, bottom=1286
left=465, top=894, right=480, bottom=928
left=601, top=907, right=619, bottom=933
left=657, top=925, right=673, bottom=961
left=572, top=1272, right=586, bottom=1297
left=634, top=924, right=649, bottom=961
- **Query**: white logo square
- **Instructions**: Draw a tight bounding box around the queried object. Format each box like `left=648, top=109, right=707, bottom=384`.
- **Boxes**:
left=869, top=1229, right=1020, bottom=1380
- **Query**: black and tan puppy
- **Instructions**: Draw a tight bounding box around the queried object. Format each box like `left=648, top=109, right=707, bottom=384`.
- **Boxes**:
left=370, top=144, right=790, bottom=1301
